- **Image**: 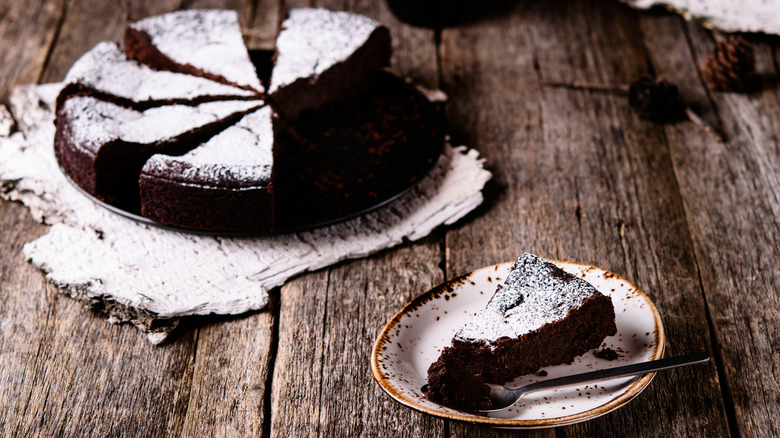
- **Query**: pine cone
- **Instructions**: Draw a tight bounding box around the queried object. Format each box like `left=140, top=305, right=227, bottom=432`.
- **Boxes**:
left=701, top=35, right=755, bottom=91
left=628, top=77, right=681, bottom=121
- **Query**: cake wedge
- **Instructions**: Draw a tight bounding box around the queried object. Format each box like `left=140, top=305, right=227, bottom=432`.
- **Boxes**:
left=139, top=106, right=274, bottom=232
left=268, top=8, right=391, bottom=119
left=125, top=9, right=264, bottom=93
left=55, top=96, right=261, bottom=210
left=57, top=41, right=257, bottom=111
left=425, top=253, right=617, bottom=410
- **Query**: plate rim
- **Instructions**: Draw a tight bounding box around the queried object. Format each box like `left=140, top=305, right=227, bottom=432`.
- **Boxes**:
left=370, top=260, right=666, bottom=428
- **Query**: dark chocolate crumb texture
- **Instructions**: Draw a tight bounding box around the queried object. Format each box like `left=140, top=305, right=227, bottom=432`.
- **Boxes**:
left=425, top=254, right=617, bottom=411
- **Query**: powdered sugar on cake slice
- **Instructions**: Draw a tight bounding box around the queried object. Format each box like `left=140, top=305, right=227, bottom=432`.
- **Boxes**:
left=456, top=253, right=603, bottom=343
left=120, top=100, right=259, bottom=145
left=143, top=106, right=273, bottom=187
left=269, top=8, right=385, bottom=94
left=58, top=97, right=141, bottom=155
left=60, top=96, right=260, bottom=154
left=63, top=42, right=255, bottom=106
left=129, top=9, right=263, bottom=92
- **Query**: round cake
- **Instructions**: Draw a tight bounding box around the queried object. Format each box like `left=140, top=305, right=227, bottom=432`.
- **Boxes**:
left=54, top=8, right=443, bottom=233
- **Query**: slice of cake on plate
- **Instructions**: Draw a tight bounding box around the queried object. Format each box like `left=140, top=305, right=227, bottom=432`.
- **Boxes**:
left=55, top=96, right=261, bottom=210
left=125, top=9, right=264, bottom=93
left=57, top=41, right=258, bottom=111
left=268, top=8, right=391, bottom=119
left=139, top=106, right=274, bottom=232
left=425, top=253, right=617, bottom=410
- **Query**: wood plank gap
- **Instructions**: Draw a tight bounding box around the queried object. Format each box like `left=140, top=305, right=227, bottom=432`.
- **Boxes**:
left=434, top=27, right=443, bottom=90
left=573, top=176, right=584, bottom=240
left=656, top=117, right=737, bottom=436
left=679, top=21, right=726, bottom=137
left=696, top=262, right=745, bottom=438
left=35, top=0, right=69, bottom=85
left=262, top=290, right=281, bottom=438
left=632, top=16, right=657, bottom=79
left=314, top=269, right=332, bottom=438
left=177, top=327, right=201, bottom=437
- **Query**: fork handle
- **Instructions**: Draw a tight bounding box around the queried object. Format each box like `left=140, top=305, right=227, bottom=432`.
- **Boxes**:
left=523, top=351, right=710, bottom=394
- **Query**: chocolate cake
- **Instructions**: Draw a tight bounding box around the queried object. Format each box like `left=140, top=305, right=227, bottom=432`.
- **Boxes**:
left=55, top=96, right=261, bottom=209
left=139, top=107, right=274, bottom=231
left=125, top=9, right=264, bottom=93
left=268, top=8, right=391, bottom=119
left=272, top=72, right=442, bottom=227
left=55, top=8, right=442, bottom=233
left=57, top=41, right=256, bottom=111
left=425, top=254, right=617, bottom=411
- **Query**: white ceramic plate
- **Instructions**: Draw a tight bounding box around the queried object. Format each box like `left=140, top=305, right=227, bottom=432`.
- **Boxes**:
left=371, top=260, right=665, bottom=428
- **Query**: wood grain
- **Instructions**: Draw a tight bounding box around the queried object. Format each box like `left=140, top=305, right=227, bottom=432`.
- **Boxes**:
left=641, top=15, right=780, bottom=438
left=0, top=0, right=65, bottom=101
left=440, top=1, right=727, bottom=436
left=37, top=0, right=126, bottom=84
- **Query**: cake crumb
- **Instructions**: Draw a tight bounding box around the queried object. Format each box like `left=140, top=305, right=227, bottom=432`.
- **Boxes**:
left=595, top=348, right=620, bottom=361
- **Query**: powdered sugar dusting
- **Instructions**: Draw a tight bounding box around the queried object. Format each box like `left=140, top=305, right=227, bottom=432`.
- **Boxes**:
left=269, top=8, right=383, bottom=94
left=64, top=41, right=254, bottom=103
left=143, top=106, right=273, bottom=186
left=131, top=9, right=263, bottom=92
left=120, top=100, right=259, bottom=144
left=456, top=254, right=602, bottom=343
left=60, top=97, right=139, bottom=155
left=61, top=96, right=259, bottom=152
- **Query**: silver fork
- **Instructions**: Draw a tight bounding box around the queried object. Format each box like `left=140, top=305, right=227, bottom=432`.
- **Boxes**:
left=479, top=351, right=710, bottom=413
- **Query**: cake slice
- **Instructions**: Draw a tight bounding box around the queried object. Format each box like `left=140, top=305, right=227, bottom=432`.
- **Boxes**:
left=55, top=96, right=262, bottom=210
left=125, top=9, right=263, bottom=93
left=268, top=8, right=391, bottom=119
left=139, top=106, right=274, bottom=232
left=425, top=253, right=617, bottom=410
left=57, top=41, right=257, bottom=111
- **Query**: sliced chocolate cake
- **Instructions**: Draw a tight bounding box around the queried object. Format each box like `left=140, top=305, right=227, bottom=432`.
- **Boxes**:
left=55, top=8, right=442, bottom=233
left=125, top=9, right=263, bottom=93
left=268, top=8, right=391, bottom=119
left=139, top=106, right=274, bottom=231
left=55, top=96, right=261, bottom=210
left=57, top=41, right=256, bottom=111
left=425, top=254, right=617, bottom=411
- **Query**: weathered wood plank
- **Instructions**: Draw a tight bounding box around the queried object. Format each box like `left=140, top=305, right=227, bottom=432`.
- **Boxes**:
left=245, top=0, right=281, bottom=50
left=37, top=0, right=126, bottom=84
left=0, top=0, right=65, bottom=101
left=0, top=201, right=52, bottom=435
left=1, top=2, right=194, bottom=437
left=440, top=1, right=728, bottom=436
left=178, top=307, right=276, bottom=437
left=641, top=15, right=780, bottom=438
left=0, top=0, right=66, bottom=434
left=12, top=303, right=198, bottom=437
left=269, top=1, right=446, bottom=436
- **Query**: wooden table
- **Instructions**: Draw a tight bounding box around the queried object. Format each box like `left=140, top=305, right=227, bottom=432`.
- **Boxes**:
left=1, top=0, right=777, bottom=436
